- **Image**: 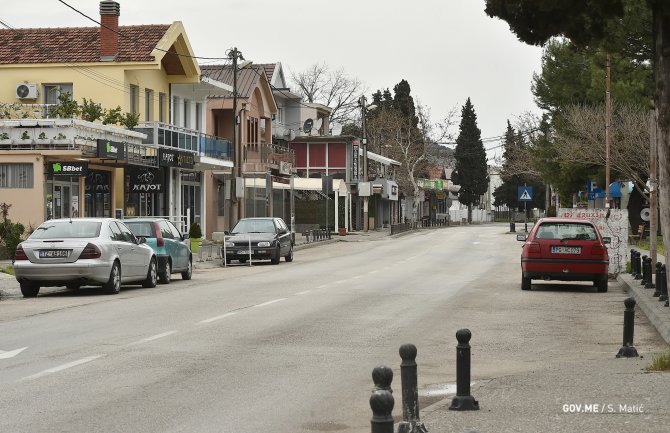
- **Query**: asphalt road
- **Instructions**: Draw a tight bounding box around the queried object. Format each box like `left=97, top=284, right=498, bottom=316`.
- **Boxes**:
left=0, top=224, right=666, bottom=433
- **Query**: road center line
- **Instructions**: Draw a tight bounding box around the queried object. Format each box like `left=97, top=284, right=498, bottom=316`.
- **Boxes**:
left=128, top=331, right=177, bottom=345
left=316, top=284, right=328, bottom=289
left=295, top=290, right=311, bottom=295
left=23, top=355, right=101, bottom=381
left=352, top=275, right=362, bottom=280
left=254, top=298, right=287, bottom=308
left=368, top=270, right=379, bottom=275
left=199, top=312, right=238, bottom=324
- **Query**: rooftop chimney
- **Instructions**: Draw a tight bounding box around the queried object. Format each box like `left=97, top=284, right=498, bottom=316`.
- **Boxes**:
left=99, top=1, right=120, bottom=61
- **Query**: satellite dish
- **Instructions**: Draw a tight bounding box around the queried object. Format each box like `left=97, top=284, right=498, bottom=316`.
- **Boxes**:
left=303, top=118, right=313, bottom=134
left=640, top=208, right=651, bottom=221
left=331, top=124, right=343, bottom=136
left=314, top=118, right=323, bottom=134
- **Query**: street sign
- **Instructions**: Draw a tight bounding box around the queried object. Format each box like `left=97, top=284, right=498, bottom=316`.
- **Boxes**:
left=518, top=186, right=533, bottom=202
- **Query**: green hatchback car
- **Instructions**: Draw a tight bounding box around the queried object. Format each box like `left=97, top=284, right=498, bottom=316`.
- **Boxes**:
left=124, top=218, right=192, bottom=284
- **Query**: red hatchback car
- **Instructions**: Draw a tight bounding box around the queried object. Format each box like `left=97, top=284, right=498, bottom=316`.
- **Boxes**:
left=518, top=217, right=610, bottom=292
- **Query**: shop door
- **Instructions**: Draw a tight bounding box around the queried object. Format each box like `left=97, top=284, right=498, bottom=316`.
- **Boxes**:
left=182, top=183, right=201, bottom=225
left=85, top=170, right=111, bottom=218
left=53, top=185, right=71, bottom=219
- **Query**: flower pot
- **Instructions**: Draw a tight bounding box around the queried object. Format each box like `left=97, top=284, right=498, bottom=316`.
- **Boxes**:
left=338, top=227, right=347, bottom=236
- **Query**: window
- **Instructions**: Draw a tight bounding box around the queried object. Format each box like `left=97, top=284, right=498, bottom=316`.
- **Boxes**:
left=109, top=222, right=124, bottom=241
left=159, top=220, right=174, bottom=239
left=195, top=102, right=202, bottom=132
left=159, top=93, right=166, bottom=123
left=168, top=221, right=182, bottom=240
left=277, top=107, right=284, bottom=125
left=43, top=83, right=73, bottom=117
left=183, top=99, right=191, bottom=128
left=172, top=96, right=180, bottom=125
left=0, top=163, right=33, bottom=188
left=145, top=89, right=154, bottom=121
left=116, top=222, right=137, bottom=243
left=31, top=221, right=101, bottom=239
left=130, top=85, right=139, bottom=115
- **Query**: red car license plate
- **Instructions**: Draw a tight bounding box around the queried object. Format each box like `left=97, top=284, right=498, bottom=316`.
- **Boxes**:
left=551, top=246, right=581, bottom=254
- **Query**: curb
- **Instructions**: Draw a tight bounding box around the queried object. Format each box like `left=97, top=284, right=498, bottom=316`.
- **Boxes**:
left=617, top=273, right=670, bottom=344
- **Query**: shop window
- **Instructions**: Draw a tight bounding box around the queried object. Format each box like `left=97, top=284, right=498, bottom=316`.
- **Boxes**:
left=0, top=163, right=33, bottom=188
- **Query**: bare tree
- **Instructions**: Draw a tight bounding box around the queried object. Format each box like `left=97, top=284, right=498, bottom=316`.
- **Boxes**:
left=289, top=63, right=365, bottom=126
left=366, top=103, right=457, bottom=220
left=555, top=103, right=650, bottom=197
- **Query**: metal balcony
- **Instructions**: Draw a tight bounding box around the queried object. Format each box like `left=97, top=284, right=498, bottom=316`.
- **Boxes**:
left=135, top=121, right=233, bottom=161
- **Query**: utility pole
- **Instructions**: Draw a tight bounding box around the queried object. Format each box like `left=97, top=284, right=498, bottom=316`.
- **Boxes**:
left=360, top=95, right=369, bottom=232
left=605, top=53, right=612, bottom=208
left=650, top=110, right=658, bottom=268
left=229, top=47, right=244, bottom=224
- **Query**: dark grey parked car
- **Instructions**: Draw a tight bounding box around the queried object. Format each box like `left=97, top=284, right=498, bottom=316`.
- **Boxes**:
left=223, top=217, right=293, bottom=265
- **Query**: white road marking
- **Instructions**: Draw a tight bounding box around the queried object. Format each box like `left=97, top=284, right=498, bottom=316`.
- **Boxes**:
left=199, top=312, right=238, bottom=324
left=352, top=275, right=362, bottom=280
left=24, top=355, right=101, bottom=380
left=128, top=331, right=177, bottom=345
left=254, top=298, right=287, bottom=308
left=473, top=241, right=481, bottom=245
left=296, top=290, right=311, bottom=295
left=316, top=284, right=328, bottom=289
left=368, top=270, right=379, bottom=275
left=334, top=280, right=346, bottom=284
left=0, top=347, right=27, bottom=360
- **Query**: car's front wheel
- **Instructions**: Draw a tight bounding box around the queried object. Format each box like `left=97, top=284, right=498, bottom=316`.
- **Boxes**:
left=20, top=281, right=40, bottom=298
left=285, top=245, right=293, bottom=262
left=181, top=258, right=192, bottom=280
left=142, top=258, right=158, bottom=288
left=159, top=260, right=171, bottom=284
left=521, top=275, right=531, bottom=291
left=103, top=262, right=121, bottom=294
left=271, top=246, right=281, bottom=265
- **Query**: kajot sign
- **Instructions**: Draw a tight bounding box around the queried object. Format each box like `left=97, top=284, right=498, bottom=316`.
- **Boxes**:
left=128, top=167, right=163, bottom=193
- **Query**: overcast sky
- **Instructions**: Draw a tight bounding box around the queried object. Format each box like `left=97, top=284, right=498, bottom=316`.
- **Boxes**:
left=2, top=0, right=544, bottom=160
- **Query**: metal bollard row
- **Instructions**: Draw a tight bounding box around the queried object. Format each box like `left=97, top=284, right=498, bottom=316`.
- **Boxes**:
left=634, top=251, right=642, bottom=280
left=653, top=262, right=663, bottom=297
left=658, top=264, right=668, bottom=304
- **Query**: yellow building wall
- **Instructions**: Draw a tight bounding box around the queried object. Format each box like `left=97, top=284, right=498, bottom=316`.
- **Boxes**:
left=0, top=152, right=46, bottom=229
left=0, top=64, right=172, bottom=122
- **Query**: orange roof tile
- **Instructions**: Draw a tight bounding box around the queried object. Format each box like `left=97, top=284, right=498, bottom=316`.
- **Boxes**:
left=0, top=25, right=170, bottom=64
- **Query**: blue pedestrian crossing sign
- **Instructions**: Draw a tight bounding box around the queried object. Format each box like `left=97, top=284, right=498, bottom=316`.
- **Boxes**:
left=518, top=186, right=533, bottom=202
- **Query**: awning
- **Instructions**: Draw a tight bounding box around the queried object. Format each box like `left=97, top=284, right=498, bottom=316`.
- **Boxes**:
left=366, top=150, right=400, bottom=166
left=194, top=155, right=234, bottom=171
left=270, top=177, right=349, bottom=196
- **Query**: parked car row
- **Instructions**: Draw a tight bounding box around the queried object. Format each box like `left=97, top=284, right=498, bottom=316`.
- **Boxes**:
left=13, top=217, right=192, bottom=298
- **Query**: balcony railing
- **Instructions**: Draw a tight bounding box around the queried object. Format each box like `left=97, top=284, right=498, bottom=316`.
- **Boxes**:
left=135, top=121, right=233, bottom=161
left=242, top=142, right=294, bottom=174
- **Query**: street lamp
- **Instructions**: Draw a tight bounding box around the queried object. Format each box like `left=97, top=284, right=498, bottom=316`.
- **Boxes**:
left=359, top=95, right=377, bottom=232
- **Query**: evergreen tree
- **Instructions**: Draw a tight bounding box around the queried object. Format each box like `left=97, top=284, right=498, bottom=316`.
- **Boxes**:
left=452, top=98, right=489, bottom=222
left=392, top=80, right=418, bottom=128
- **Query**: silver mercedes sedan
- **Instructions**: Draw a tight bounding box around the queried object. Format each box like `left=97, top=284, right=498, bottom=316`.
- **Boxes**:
left=13, top=218, right=157, bottom=297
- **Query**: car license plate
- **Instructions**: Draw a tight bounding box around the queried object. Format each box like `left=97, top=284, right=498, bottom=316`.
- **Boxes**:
left=551, top=246, right=581, bottom=254
left=38, top=249, right=70, bottom=258
left=238, top=250, right=250, bottom=255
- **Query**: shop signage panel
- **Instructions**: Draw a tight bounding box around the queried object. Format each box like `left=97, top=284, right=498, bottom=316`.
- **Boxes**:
left=352, top=143, right=359, bottom=180
left=128, top=167, right=163, bottom=193
left=159, top=148, right=195, bottom=169
left=49, top=161, right=87, bottom=176
left=97, top=139, right=126, bottom=160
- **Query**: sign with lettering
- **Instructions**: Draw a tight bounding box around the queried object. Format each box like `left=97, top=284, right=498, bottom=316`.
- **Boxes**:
left=128, top=167, right=163, bottom=193
left=352, top=143, right=359, bottom=181
left=49, top=161, right=87, bottom=176
left=159, top=148, right=195, bottom=169
left=97, top=139, right=126, bottom=160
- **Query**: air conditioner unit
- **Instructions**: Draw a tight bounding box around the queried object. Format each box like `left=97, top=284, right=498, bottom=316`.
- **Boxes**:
left=16, top=83, right=38, bottom=100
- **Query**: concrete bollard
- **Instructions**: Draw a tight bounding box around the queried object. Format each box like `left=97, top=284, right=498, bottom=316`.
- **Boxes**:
left=634, top=252, right=643, bottom=280
left=370, top=366, right=394, bottom=433
left=397, top=344, right=428, bottom=433
left=449, top=329, right=479, bottom=411
left=658, top=264, right=668, bottom=303
left=616, top=298, right=639, bottom=358
left=653, top=262, right=663, bottom=297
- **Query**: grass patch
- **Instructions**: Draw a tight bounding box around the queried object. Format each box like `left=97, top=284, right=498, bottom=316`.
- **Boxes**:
left=645, top=352, right=670, bottom=372
left=0, top=266, right=15, bottom=276
left=636, top=236, right=665, bottom=256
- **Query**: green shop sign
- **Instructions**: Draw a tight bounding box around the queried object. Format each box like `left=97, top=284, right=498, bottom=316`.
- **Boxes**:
left=49, top=161, right=88, bottom=176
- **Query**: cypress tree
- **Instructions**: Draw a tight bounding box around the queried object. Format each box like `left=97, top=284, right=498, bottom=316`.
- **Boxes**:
left=452, top=98, right=489, bottom=222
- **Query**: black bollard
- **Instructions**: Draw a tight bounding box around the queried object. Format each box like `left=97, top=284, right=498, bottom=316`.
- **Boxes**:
left=630, top=249, right=636, bottom=276
left=509, top=222, right=515, bottom=233
left=616, top=298, right=639, bottom=358
left=397, top=344, right=428, bottom=433
left=372, top=365, right=393, bottom=393
left=634, top=252, right=643, bottom=280
left=370, top=389, right=394, bottom=433
left=645, top=258, right=656, bottom=289
left=449, top=329, right=479, bottom=411
left=653, top=262, right=663, bottom=297
left=640, top=256, right=648, bottom=286
left=658, top=264, right=668, bottom=303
